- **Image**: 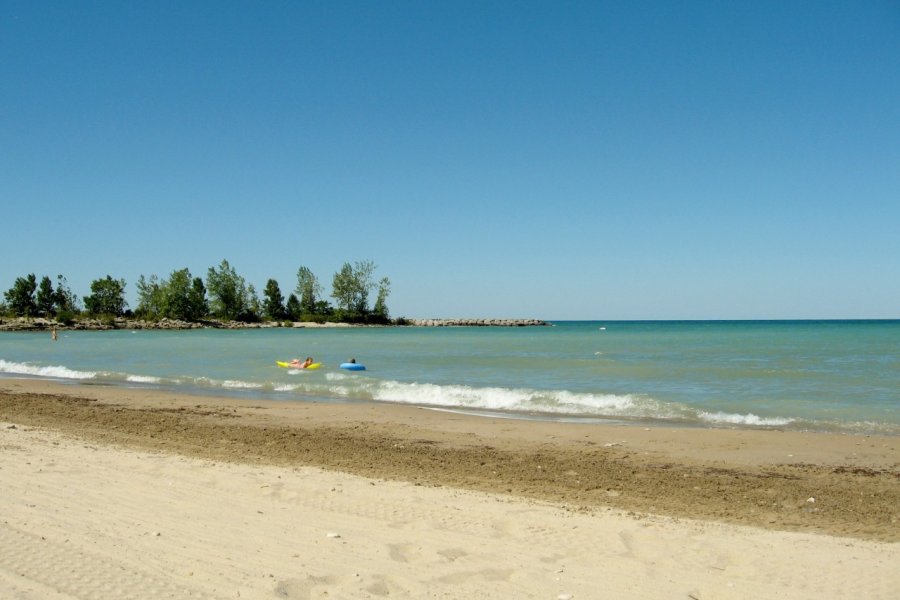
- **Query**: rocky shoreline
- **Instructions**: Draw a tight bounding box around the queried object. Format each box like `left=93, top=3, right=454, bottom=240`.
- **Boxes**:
left=0, top=316, right=549, bottom=331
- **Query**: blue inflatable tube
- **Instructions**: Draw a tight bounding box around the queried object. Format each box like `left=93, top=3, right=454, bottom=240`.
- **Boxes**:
left=340, top=362, right=366, bottom=371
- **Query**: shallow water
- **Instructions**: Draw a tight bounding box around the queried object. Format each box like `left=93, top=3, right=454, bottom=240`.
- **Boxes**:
left=2, top=320, right=898, bottom=434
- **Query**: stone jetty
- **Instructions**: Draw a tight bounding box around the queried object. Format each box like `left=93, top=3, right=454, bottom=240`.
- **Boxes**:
left=409, top=318, right=548, bottom=327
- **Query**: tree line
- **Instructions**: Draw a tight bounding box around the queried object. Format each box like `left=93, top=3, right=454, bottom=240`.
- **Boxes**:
left=1, top=259, right=396, bottom=325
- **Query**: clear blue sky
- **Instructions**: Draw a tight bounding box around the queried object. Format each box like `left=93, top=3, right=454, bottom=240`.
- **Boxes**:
left=2, top=1, right=898, bottom=320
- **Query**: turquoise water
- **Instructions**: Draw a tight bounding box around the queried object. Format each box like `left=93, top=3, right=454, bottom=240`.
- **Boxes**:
left=1, top=321, right=898, bottom=434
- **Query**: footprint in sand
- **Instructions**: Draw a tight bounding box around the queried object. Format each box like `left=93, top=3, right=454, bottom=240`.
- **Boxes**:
left=365, top=574, right=411, bottom=597
left=436, top=568, right=515, bottom=585
left=437, top=547, right=468, bottom=562
left=388, top=542, right=423, bottom=563
left=274, top=574, right=341, bottom=599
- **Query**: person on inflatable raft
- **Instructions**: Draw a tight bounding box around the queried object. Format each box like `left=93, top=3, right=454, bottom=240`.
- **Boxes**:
left=290, top=356, right=314, bottom=369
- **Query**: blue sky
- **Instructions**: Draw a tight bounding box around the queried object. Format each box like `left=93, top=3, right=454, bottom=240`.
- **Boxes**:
left=2, top=1, right=898, bottom=319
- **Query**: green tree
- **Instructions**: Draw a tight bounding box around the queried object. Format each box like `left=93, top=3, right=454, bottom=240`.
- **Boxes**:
left=331, top=263, right=354, bottom=313
left=331, top=260, right=376, bottom=316
left=373, top=276, right=391, bottom=320
left=285, top=293, right=301, bottom=320
left=295, top=266, right=323, bottom=315
left=244, top=284, right=261, bottom=322
left=35, top=276, right=56, bottom=316
left=164, top=268, right=196, bottom=321
left=137, top=269, right=208, bottom=321
left=54, top=275, right=78, bottom=313
left=263, top=279, right=286, bottom=320
left=4, top=274, right=38, bottom=316
left=206, top=259, right=251, bottom=320
left=187, top=277, right=208, bottom=321
left=136, top=274, right=164, bottom=319
left=314, top=299, right=334, bottom=317
left=83, top=275, right=127, bottom=316
left=355, top=260, right=376, bottom=313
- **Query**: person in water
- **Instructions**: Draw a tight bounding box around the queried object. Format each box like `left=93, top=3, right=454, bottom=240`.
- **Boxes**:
left=290, top=356, right=314, bottom=368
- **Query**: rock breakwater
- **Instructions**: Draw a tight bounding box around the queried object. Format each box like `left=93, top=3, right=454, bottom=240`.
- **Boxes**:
left=410, top=318, right=548, bottom=327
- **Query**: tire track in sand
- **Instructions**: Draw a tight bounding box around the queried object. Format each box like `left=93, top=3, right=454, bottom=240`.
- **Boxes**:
left=0, top=524, right=225, bottom=600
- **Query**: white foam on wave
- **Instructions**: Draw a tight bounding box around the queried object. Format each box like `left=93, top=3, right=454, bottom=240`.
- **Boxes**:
left=371, top=381, right=521, bottom=410
left=325, top=372, right=354, bottom=381
left=222, top=380, right=263, bottom=390
left=549, top=389, right=674, bottom=417
left=699, top=411, right=795, bottom=427
left=126, top=375, right=163, bottom=384
left=273, top=383, right=302, bottom=392
left=367, top=379, right=666, bottom=418
left=0, top=359, right=97, bottom=380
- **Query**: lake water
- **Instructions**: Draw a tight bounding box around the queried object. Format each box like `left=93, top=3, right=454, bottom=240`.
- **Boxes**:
left=2, top=320, right=898, bottom=435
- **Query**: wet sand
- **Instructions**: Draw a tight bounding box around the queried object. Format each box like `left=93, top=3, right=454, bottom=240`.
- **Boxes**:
left=1, top=378, right=897, bottom=543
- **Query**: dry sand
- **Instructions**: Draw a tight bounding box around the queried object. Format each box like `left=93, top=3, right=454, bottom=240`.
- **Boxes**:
left=1, top=378, right=898, bottom=599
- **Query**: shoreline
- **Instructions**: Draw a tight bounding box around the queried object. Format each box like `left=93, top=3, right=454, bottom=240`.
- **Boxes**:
left=2, top=378, right=897, bottom=543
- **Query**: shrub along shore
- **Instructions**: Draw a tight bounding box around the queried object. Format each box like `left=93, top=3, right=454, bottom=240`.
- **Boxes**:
left=0, top=316, right=549, bottom=331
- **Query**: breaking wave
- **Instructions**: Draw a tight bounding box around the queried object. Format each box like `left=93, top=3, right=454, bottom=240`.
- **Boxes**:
left=699, top=411, right=795, bottom=427
left=0, top=359, right=97, bottom=380
left=2, top=358, right=895, bottom=434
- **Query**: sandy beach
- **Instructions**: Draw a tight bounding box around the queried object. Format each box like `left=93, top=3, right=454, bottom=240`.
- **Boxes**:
left=1, top=378, right=898, bottom=599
